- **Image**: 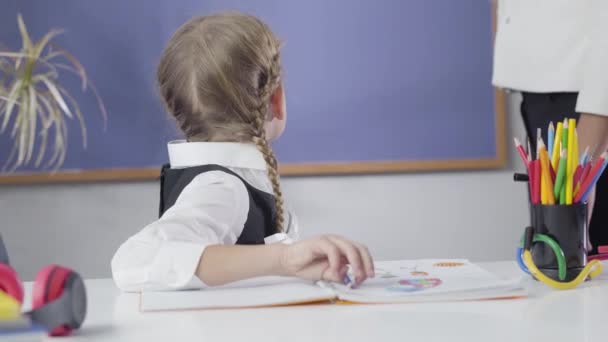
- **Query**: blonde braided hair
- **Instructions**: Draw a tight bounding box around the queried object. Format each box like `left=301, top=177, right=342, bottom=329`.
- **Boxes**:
left=157, top=12, right=285, bottom=232
left=252, top=57, right=284, bottom=231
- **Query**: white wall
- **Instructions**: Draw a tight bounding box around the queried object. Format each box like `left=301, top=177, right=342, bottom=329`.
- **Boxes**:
left=0, top=93, right=528, bottom=280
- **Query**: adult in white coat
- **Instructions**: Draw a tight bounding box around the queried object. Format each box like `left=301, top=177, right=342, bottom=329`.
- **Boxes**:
left=493, top=0, right=608, bottom=252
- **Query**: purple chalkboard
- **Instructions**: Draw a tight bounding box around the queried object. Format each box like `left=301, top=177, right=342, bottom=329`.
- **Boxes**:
left=0, top=0, right=500, bottom=180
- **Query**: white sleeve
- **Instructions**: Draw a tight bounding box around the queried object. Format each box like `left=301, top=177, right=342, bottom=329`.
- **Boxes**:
left=284, top=206, right=300, bottom=241
left=111, top=171, right=249, bottom=292
left=575, top=0, right=608, bottom=116
left=260, top=204, right=300, bottom=245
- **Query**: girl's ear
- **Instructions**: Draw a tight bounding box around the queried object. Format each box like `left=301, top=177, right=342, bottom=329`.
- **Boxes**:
left=269, top=83, right=285, bottom=120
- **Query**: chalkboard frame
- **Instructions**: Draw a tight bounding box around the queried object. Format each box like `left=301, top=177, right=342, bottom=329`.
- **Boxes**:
left=0, top=3, right=506, bottom=185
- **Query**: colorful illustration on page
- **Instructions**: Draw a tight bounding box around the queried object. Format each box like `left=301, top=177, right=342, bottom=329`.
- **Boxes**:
left=387, top=278, right=443, bottom=292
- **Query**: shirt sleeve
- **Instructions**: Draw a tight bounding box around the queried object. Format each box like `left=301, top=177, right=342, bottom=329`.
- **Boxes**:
left=284, top=206, right=300, bottom=241
left=111, top=171, right=249, bottom=292
left=575, top=0, right=608, bottom=116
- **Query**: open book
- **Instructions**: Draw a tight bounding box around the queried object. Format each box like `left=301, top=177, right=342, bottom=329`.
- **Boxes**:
left=140, top=259, right=526, bottom=311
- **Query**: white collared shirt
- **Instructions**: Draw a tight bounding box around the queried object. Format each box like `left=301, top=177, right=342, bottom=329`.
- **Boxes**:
left=111, top=141, right=299, bottom=292
left=492, top=0, right=608, bottom=116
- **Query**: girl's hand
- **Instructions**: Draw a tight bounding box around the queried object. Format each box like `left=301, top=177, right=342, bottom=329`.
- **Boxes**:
left=280, top=235, right=375, bottom=286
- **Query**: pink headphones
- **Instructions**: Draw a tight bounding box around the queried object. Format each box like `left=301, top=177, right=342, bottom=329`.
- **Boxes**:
left=0, top=235, right=86, bottom=337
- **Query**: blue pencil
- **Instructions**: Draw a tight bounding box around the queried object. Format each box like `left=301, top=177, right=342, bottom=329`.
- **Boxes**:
left=548, top=122, right=555, bottom=158
left=580, top=146, right=590, bottom=166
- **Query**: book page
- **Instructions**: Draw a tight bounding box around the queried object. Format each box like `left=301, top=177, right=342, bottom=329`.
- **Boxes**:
left=140, top=277, right=334, bottom=311
left=333, top=260, right=525, bottom=303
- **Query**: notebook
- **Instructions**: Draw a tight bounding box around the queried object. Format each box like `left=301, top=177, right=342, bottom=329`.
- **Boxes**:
left=140, top=259, right=526, bottom=311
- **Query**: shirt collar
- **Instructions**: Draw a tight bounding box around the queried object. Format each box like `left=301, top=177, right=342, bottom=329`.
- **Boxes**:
left=168, top=140, right=267, bottom=170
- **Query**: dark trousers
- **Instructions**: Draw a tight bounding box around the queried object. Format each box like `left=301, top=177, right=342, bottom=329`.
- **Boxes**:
left=521, top=92, right=608, bottom=254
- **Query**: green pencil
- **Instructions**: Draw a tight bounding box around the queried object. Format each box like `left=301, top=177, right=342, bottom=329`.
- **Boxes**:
left=554, top=149, right=568, bottom=200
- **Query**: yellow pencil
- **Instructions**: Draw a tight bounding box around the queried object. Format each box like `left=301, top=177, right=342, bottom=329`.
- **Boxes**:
left=551, top=121, right=563, bottom=170
left=566, top=119, right=576, bottom=204
left=539, top=141, right=555, bottom=204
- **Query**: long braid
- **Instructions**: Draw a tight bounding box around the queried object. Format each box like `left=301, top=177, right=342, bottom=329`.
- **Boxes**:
left=253, top=52, right=284, bottom=232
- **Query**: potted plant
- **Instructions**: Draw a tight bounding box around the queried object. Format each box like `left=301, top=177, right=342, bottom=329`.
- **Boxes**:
left=0, top=14, right=106, bottom=171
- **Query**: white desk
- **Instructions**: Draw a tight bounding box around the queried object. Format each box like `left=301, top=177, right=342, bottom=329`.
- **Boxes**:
left=30, top=261, right=608, bottom=342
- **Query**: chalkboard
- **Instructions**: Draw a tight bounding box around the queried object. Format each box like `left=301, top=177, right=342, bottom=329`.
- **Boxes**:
left=0, top=0, right=505, bottom=184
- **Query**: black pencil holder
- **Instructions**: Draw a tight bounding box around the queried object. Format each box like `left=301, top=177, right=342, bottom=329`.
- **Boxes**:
left=529, top=203, right=588, bottom=282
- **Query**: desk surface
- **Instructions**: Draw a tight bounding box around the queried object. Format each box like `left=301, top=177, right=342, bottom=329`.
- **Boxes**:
left=29, top=261, right=608, bottom=342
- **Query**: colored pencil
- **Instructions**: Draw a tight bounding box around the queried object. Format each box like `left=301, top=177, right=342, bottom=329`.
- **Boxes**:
left=560, top=120, right=569, bottom=205
left=574, top=152, right=608, bottom=203
left=528, top=161, right=536, bottom=203
left=513, top=138, right=529, bottom=169
left=573, top=165, right=583, bottom=185
left=533, top=159, right=541, bottom=204
left=565, top=119, right=576, bottom=204
left=574, top=161, right=592, bottom=197
left=539, top=140, right=555, bottom=204
left=548, top=122, right=555, bottom=159
left=562, top=119, right=569, bottom=151
left=578, top=155, right=608, bottom=203
left=580, top=146, right=590, bottom=166
left=554, top=149, right=568, bottom=201
left=539, top=139, right=548, bottom=204
left=551, top=121, right=563, bottom=170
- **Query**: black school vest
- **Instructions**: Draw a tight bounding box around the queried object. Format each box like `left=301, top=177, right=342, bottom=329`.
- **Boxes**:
left=159, top=164, right=277, bottom=245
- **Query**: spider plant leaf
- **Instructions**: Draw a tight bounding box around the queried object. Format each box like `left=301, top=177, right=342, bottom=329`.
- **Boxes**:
left=3, top=141, right=18, bottom=172
left=17, top=14, right=33, bottom=53
left=42, top=50, right=107, bottom=126
left=33, top=29, right=64, bottom=59
left=49, top=116, right=67, bottom=170
left=35, top=106, right=48, bottom=167
left=54, top=63, right=88, bottom=91
left=57, top=119, right=68, bottom=169
left=0, top=52, right=29, bottom=59
left=37, top=95, right=54, bottom=131
left=58, top=85, right=87, bottom=148
left=45, top=47, right=87, bottom=90
left=1, top=79, right=23, bottom=132
left=16, top=104, right=27, bottom=166
left=35, top=128, right=48, bottom=167
left=88, top=81, right=108, bottom=129
left=27, top=85, right=37, bottom=161
left=34, top=58, right=59, bottom=75
left=46, top=102, right=64, bottom=169
left=10, top=105, right=21, bottom=138
left=0, top=57, right=15, bottom=75
left=38, top=74, right=73, bottom=118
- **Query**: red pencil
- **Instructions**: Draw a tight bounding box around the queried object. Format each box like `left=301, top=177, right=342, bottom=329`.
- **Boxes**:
left=574, top=162, right=592, bottom=197
left=533, top=159, right=541, bottom=204
left=528, top=161, right=536, bottom=203
left=513, top=138, right=530, bottom=170
left=574, top=154, right=607, bottom=203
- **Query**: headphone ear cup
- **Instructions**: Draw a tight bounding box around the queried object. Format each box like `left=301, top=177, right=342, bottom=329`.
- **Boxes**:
left=33, top=265, right=74, bottom=336
left=0, top=263, right=24, bottom=304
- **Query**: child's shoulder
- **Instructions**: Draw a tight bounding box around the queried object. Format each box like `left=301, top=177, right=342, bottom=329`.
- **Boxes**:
left=182, top=166, right=249, bottom=195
